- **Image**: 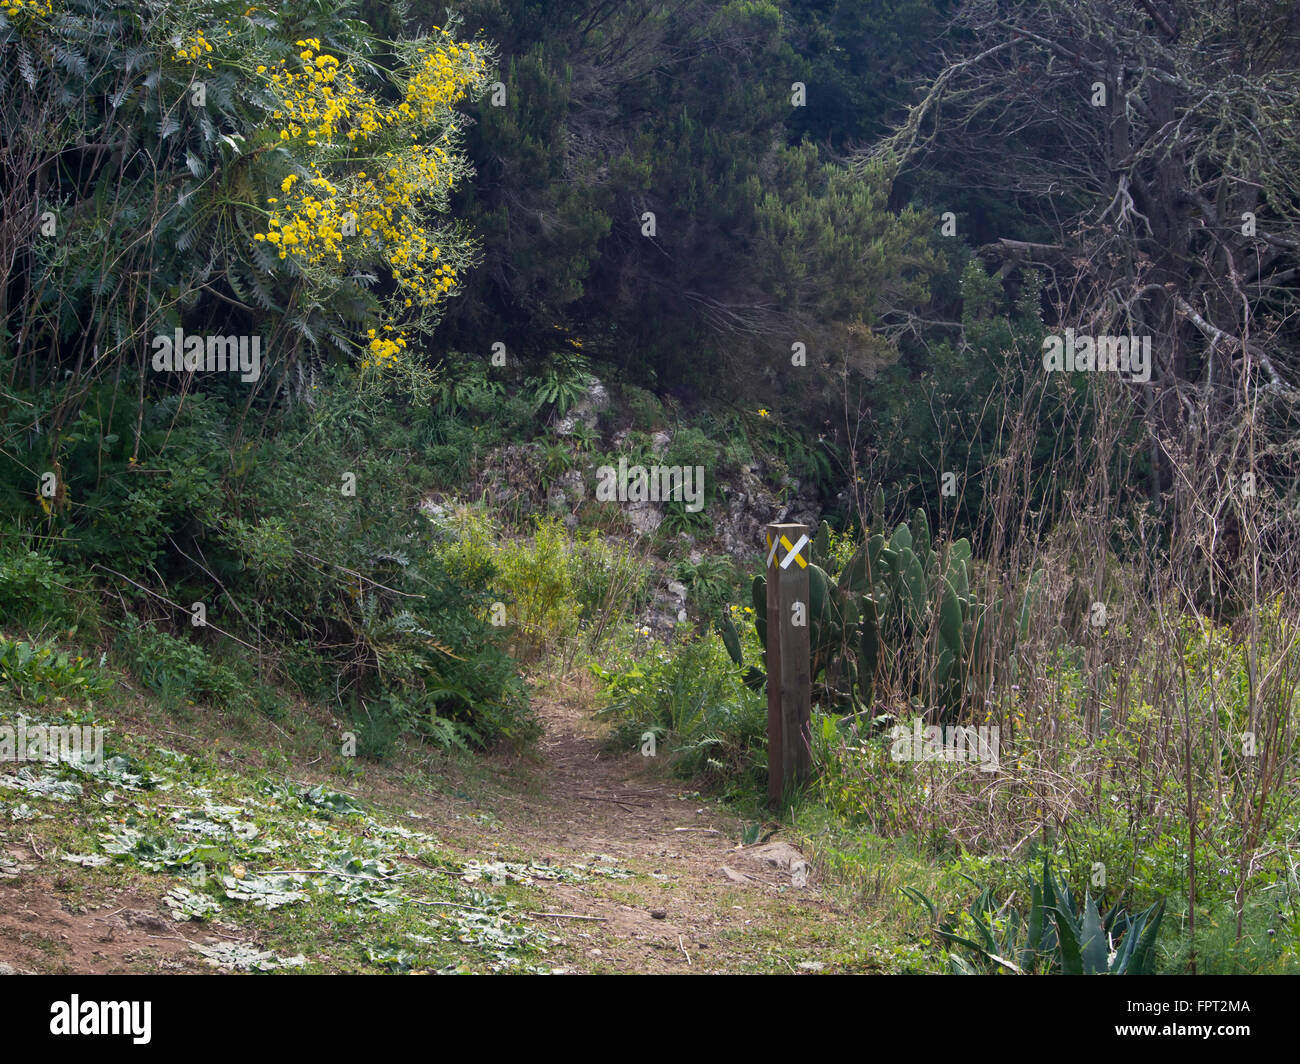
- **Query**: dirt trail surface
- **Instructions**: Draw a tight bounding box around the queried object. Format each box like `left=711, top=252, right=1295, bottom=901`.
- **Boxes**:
left=431, top=696, right=846, bottom=972
left=0, top=689, right=866, bottom=974
left=0, top=877, right=218, bottom=975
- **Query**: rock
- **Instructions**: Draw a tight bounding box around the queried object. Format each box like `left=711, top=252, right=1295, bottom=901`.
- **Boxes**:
left=558, top=468, right=586, bottom=499
left=626, top=503, right=662, bottom=534
left=585, top=379, right=611, bottom=412
left=639, top=608, right=679, bottom=637
left=746, top=841, right=806, bottom=871
left=555, top=378, right=610, bottom=436
left=720, top=866, right=753, bottom=884
left=0, top=962, right=34, bottom=975
left=745, top=840, right=811, bottom=886
left=546, top=468, right=587, bottom=521
left=651, top=588, right=680, bottom=613
left=711, top=464, right=790, bottom=559
left=650, top=909, right=667, bottom=920
left=121, top=909, right=169, bottom=932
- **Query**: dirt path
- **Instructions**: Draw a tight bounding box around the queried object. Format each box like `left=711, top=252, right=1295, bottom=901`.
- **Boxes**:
left=403, top=694, right=851, bottom=973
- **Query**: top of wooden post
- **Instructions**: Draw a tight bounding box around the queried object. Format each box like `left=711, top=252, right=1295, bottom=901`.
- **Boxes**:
left=765, top=523, right=811, bottom=572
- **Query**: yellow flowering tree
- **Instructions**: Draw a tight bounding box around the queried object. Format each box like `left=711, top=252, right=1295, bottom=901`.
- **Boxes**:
left=249, top=27, right=492, bottom=375
left=1, top=0, right=53, bottom=21
left=2, top=0, right=499, bottom=458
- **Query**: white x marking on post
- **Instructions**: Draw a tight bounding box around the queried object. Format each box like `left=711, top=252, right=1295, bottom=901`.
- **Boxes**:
left=780, top=534, right=809, bottom=569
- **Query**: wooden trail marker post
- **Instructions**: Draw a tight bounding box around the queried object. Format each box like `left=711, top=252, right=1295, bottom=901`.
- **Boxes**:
left=765, top=523, right=811, bottom=807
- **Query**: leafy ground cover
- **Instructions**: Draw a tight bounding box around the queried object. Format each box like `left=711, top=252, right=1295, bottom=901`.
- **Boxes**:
left=0, top=675, right=923, bottom=974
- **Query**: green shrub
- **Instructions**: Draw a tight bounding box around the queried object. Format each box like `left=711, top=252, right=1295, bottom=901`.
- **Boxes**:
left=349, top=689, right=479, bottom=759
left=435, top=511, right=643, bottom=663
left=494, top=517, right=580, bottom=660
left=431, top=353, right=506, bottom=415
left=571, top=532, right=650, bottom=632
left=0, top=546, right=86, bottom=629
left=145, top=391, right=534, bottom=747
left=622, top=385, right=666, bottom=431
left=674, top=554, right=736, bottom=619
left=432, top=504, right=501, bottom=590
left=117, top=622, right=251, bottom=711
left=349, top=694, right=406, bottom=761
left=528, top=352, right=591, bottom=417
left=0, top=637, right=110, bottom=705
left=1158, top=896, right=1300, bottom=974
left=594, top=632, right=766, bottom=786
left=71, top=392, right=225, bottom=578
left=656, top=428, right=720, bottom=535
left=420, top=363, right=535, bottom=488
left=664, top=426, right=719, bottom=476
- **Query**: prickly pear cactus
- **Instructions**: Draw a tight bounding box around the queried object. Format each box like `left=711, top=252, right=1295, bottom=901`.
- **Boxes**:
left=726, top=494, right=1043, bottom=720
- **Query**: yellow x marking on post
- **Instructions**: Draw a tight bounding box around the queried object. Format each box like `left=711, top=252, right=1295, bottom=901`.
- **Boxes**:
left=765, top=533, right=809, bottom=570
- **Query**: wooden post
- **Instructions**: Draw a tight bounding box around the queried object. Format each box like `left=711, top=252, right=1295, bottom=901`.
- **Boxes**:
left=765, top=522, right=811, bottom=806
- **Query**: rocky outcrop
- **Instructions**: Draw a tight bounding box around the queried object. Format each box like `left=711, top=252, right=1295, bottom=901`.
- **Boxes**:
left=553, top=378, right=610, bottom=436
left=714, top=465, right=821, bottom=559
left=419, top=372, right=831, bottom=634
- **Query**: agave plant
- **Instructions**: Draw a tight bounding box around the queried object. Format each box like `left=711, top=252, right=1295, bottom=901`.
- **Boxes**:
left=903, top=856, right=1167, bottom=975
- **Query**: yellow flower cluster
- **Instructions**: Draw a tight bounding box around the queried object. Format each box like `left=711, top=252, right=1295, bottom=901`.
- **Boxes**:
left=253, top=32, right=486, bottom=371
left=266, top=41, right=377, bottom=145
left=362, top=325, right=408, bottom=370
left=174, top=31, right=212, bottom=62
left=256, top=162, right=460, bottom=306
left=358, top=145, right=458, bottom=298
left=254, top=172, right=350, bottom=263
left=254, top=43, right=476, bottom=299
left=263, top=39, right=484, bottom=147
left=3, top=0, right=53, bottom=18
left=399, top=43, right=487, bottom=122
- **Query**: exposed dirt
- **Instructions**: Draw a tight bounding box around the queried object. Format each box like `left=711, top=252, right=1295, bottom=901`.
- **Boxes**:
left=0, top=850, right=235, bottom=975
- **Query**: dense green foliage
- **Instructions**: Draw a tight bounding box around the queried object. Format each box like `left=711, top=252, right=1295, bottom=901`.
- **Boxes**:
left=433, top=0, right=945, bottom=402
left=0, top=0, right=532, bottom=749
